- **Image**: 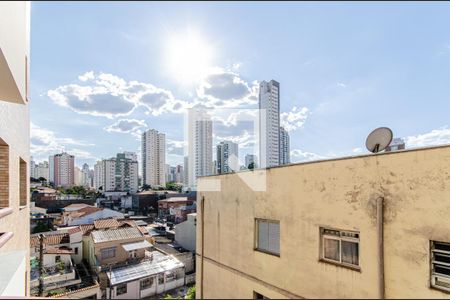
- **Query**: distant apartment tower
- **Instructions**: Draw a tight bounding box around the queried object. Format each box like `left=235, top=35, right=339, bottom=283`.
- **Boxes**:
left=279, top=126, right=290, bottom=165
left=259, top=80, right=280, bottom=168
left=30, top=156, right=36, bottom=178
left=142, top=129, right=166, bottom=187
left=186, top=108, right=213, bottom=189
left=81, top=163, right=91, bottom=188
left=386, top=138, right=406, bottom=152
left=94, top=153, right=138, bottom=193
left=49, top=152, right=75, bottom=187
left=0, top=2, right=31, bottom=297
left=175, top=164, right=184, bottom=183
left=35, top=161, right=49, bottom=181
left=216, top=141, right=239, bottom=174
left=74, top=166, right=83, bottom=186
left=245, top=154, right=257, bottom=169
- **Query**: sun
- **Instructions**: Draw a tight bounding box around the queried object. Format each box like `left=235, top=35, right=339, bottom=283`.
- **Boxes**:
left=165, top=31, right=213, bottom=84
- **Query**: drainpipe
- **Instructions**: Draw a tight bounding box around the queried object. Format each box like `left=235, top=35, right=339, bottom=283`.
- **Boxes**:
left=200, top=196, right=205, bottom=299
left=377, top=197, right=385, bottom=299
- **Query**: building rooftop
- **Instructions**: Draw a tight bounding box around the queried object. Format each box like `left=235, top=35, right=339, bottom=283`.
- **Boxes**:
left=30, top=232, right=70, bottom=247
left=91, top=227, right=143, bottom=243
left=44, top=246, right=74, bottom=254
left=94, top=218, right=120, bottom=229
left=158, top=197, right=190, bottom=203
left=63, top=203, right=90, bottom=210
left=107, top=251, right=184, bottom=285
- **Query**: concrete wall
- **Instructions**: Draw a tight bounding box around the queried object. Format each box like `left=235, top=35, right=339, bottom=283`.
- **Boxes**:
left=175, top=214, right=196, bottom=252
left=0, top=1, right=30, bottom=297
left=197, top=145, right=450, bottom=299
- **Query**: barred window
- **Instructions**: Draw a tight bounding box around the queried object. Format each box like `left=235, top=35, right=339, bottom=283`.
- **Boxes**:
left=431, top=241, right=450, bottom=292
left=140, top=277, right=154, bottom=290
left=116, top=283, right=127, bottom=296
left=101, top=247, right=116, bottom=259
left=320, top=227, right=359, bottom=268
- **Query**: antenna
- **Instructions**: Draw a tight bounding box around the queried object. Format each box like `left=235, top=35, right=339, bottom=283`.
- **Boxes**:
left=365, top=127, right=393, bottom=153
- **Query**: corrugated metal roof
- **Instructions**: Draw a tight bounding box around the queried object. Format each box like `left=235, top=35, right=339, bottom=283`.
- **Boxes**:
left=91, top=227, right=143, bottom=243
left=107, top=251, right=184, bottom=285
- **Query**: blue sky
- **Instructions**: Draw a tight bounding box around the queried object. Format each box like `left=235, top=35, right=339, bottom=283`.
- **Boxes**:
left=30, top=1, right=450, bottom=168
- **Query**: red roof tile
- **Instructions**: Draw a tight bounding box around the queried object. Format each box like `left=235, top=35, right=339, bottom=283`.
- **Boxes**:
left=94, top=218, right=120, bottom=229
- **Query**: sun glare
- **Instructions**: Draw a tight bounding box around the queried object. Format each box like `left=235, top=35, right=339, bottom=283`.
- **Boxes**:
left=165, top=32, right=213, bottom=84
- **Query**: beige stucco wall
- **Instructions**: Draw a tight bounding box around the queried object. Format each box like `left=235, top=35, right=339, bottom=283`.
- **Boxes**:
left=197, top=145, right=450, bottom=299
left=0, top=1, right=30, bottom=297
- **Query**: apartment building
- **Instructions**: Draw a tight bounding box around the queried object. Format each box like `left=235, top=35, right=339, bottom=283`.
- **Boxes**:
left=0, top=1, right=30, bottom=297
left=94, top=153, right=139, bottom=193
left=259, top=80, right=280, bottom=169
left=279, top=126, right=290, bottom=165
left=49, top=152, right=75, bottom=187
left=197, top=144, right=450, bottom=299
left=142, top=129, right=166, bottom=187
left=216, top=140, right=239, bottom=174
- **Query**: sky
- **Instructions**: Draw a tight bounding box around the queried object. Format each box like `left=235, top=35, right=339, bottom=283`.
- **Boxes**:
left=30, top=1, right=450, bottom=169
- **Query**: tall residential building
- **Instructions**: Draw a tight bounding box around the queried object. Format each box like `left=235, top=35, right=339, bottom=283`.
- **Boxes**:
left=175, top=164, right=183, bottom=183
left=142, top=129, right=166, bottom=187
left=49, top=152, right=75, bottom=187
left=197, top=144, right=450, bottom=299
left=82, top=163, right=91, bottom=188
left=259, top=80, right=280, bottom=168
left=279, top=126, right=290, bottom=165
left=386, top=137, right=406, bottom=152
left=30, top=156, right=36, bottom=178
left=94, top=153, right=138, bottom=193
left=216, top=141, right=239, bottom=174
left=183, top=156, right=189, bottom=188
left=35, top=161, right=49, bottom=181
left=74, top=166, right=83, bottom=186
left=0, top=2, right=31, bottom=297
left=186, top=108, right=213, bottom=189
left=245, top=154, right=257, bottom=169
left=115, top=152, right=138, bottom=193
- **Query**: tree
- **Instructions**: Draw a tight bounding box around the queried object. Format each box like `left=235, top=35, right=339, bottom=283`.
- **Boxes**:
left=142, top=184, right=151, bottom=191
left=185, top=286, right=196, bottom=299
left=33, top=221, right=51, bottom=234
left=38, top=177, right=47, bottom=183
left=248, top=162, right=255, bottom=170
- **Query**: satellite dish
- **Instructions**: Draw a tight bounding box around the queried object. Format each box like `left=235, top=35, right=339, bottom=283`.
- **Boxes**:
left=365, top=127, right=393, bottom=153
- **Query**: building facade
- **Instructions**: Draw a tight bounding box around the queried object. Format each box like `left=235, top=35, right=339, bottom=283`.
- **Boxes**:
left=197, top=145, right=450, bottom=299
left=94, top=153, right=138, bottom=193
left=245, top=154, right=257, bottom=169
left=186, top=108, right=213, bottom=189
left=49, top=152, right=75, bottom=187
left=259, top=80, right=280, bottom=169
left=0, top=2, right=30, bottom=296
left=142, top=129, right=166, bottom=187
left=216, top=140, right=239, bottom=174
left=279, top=126, right=290, bottom=165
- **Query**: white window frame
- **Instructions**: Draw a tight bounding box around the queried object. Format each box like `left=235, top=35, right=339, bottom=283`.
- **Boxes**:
left=320, top=227, right=360, bottom=269
left=431, top=240, right=450, bottom=292
left=101, top=247, right=116, bottom=260
left=116, top=283, right=127, bottom=296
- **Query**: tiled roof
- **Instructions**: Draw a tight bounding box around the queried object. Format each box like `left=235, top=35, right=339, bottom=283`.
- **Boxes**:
left=138, top=227, right=148, bottom=235
left=30, top=232, right=70, bottom=247
left=68, top=227, right=81, bottom=234
left=118, top=220, right=137, bottom=227
left=76, top=206, right=103, bottom=217
left=94, top=218, right=120, bottom=229
left=63, top=203, right=90, bottom=210
left=79, top=224, right=95, bottom=236
left=44, top=246, right=74, bottom=254
left=91, top=227, right=143, bottom=243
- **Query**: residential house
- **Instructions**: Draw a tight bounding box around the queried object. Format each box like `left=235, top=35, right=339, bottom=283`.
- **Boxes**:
left=158, top=197, right=195, bottom=222
left=62, top=205, right=124, bottom=226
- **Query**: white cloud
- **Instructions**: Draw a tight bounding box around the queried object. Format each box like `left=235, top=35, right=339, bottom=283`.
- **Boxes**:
left=337, top=82, right=347, bottom=88
left=30, top=122, right=95, bottom=162
left=290, top=149, right=327, bottom=162
left=352, top=147, right=363, bottom=153
left=280, top=106, right=310, bottom=132
left=215, top=130, right=255, bottom=148
left=104, top=119, right=147, bottom=139
left=406, top=127, right=450, bottom=148
left=167, top=139, right=187, bottom=156
left=196, top=68, right=258, bottom=108
left=47, top=72, right=189, bottom=118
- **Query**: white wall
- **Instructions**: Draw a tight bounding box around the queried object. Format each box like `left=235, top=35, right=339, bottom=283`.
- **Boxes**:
left=175, top=214, right=196, bottom=252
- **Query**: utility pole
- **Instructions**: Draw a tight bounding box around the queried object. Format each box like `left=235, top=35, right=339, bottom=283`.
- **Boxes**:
left=109, top=264, right=112, bottom=299
left=38, top=233, right=45, bottom=297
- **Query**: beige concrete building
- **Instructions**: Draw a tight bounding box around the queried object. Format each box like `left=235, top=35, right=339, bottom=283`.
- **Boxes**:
left=196, top=144, right=450, bottom=299
left=0, top=1, right=31, bottom=297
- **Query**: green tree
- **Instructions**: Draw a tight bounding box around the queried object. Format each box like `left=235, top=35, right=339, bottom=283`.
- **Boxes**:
left=248, top=162, right=255, bottom=170
left=32, top=221, right=51, bottom=233
left=185, top=286, right=196, bottom=299
left=142, top=184, right=151, bottom=191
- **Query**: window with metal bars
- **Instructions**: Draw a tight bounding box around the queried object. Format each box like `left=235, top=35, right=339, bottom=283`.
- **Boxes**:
left=320, top=227, right=360, bottom=269
left=431, top=240, right=450, bottom=292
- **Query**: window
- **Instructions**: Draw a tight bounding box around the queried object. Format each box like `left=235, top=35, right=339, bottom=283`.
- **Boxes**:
left=19, top=158, right=27, bottom=206
left=0, top=139, right=9, bottom=208
left=431, top=241, right=450, bottom=292
left=116, top=283, right=127, bottom=296
left=320, top=228, right=359, bottom=269
left=140, top=277, right=154, bottom=290
left=255, top=219, right=280, bottom=256
left=253, top=291, right=270, bottom=299
left=101, top=247, right=116, bottom=259
left=166, top=271, right=175, bottom=283
left=74, top=247, right=78, bottom=255
left=55, top=255, right=61, bottom=263
left=158, top=273, right=164, bottom=285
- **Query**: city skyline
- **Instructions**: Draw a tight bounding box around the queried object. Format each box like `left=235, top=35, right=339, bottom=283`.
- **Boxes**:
left=30, top=2, right=450, bottom=169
